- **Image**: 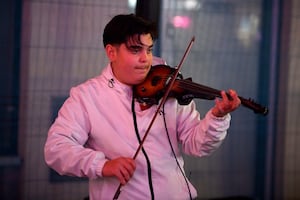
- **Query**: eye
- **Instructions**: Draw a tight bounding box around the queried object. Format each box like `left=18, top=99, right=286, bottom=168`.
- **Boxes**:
left=147, top=48, right=153, bottom=54
left=127, top=46, right=142, bottom=54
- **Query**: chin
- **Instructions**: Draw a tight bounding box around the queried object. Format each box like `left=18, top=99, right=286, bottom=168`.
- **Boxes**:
left=132, top=76, right=147, bottom=85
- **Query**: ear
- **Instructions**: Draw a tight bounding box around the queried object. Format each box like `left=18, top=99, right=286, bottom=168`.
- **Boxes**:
left=105, top=44, right=117, bottom=61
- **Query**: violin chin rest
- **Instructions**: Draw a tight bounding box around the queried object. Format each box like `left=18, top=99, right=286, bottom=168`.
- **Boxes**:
left=177, top=95, right=193, bottom=105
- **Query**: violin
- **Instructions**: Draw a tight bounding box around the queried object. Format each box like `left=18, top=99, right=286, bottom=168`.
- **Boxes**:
left=133, top=64, right=268, bottom=116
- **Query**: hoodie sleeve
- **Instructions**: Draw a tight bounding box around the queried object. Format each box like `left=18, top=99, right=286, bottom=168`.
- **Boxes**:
left=44, top=86, right=107, bottom=179
left=177, top=101, right=231, bottom=157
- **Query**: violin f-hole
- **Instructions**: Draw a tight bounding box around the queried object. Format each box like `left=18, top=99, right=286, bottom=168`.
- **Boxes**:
left=151, top=75, right=162, bottom=86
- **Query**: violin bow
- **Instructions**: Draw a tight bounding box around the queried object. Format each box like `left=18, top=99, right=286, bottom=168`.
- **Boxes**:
left=113, top=36, right=196, bottom=200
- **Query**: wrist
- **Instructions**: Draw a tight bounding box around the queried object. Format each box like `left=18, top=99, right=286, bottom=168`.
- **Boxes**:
left=212, top=107, right=226, bottom=117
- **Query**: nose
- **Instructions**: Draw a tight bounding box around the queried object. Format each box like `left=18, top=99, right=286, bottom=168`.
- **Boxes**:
left=139, top=50, right=150, bottom=63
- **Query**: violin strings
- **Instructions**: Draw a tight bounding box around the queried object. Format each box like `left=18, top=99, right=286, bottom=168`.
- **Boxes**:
left=159, top=76, right=221, bottom=97
left=179, top=80, right=220, bottom=94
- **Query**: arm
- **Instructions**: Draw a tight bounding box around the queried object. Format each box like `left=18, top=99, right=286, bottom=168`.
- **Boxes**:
left=178, top=89, right=240, bottom=156
left=44, top=86, right=136, bottom=184
left=44, top=87, right=107, bottom=179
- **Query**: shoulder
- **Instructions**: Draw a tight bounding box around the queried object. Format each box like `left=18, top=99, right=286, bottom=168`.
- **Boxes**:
left=71, top=65, right=111, bottom=95
left=65, top=71, right=109, bottom=105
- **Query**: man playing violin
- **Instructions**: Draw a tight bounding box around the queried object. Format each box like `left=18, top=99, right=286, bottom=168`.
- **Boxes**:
left=44, top=14, right=241, bottom=200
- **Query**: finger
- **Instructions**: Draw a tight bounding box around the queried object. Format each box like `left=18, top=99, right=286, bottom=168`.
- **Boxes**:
left=120, top=167, right=131, bottom=183
left=125, top=158, right=136, bottom=173
left=228, top=89, right=241, bottom=106
left=115, top=168, right=127, bottom=185
left=117, top=159, right=136, bottom=184
left=228, top=89, right=235, bottom=97
left=220, top=90, right=228, bottom=101
left=122, top=159, right=136, bottom=179
left=228, top=90, right=236, bottom=100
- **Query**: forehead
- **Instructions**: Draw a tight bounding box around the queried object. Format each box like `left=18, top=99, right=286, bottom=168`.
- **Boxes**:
left=126, top=33, right=153, bottom=47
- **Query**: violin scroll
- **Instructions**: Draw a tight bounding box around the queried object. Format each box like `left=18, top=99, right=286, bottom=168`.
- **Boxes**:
left=239, top=97, right=268, bottom=115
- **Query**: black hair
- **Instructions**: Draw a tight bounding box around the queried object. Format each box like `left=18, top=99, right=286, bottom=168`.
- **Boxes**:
left=103, top=14, right=158, bottom=47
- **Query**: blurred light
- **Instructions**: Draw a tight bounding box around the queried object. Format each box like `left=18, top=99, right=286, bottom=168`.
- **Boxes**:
left=237, top=14, right=259, bottom=47
left=184, top=0, right=201, bottom=10
left=172, top=16, right=191, bottom=29
left=128, top=0, right=137, bottom=9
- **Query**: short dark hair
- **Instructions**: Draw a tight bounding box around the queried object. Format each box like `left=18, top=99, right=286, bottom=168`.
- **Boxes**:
left=103, top=14, right=158, bottom=47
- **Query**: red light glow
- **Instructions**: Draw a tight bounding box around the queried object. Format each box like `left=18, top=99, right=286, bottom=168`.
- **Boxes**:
left=172, top=16, right=191, bottom=28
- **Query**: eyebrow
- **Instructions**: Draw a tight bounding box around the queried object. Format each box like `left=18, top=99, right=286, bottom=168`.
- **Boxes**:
left=127, top=44, right=153, bottom=49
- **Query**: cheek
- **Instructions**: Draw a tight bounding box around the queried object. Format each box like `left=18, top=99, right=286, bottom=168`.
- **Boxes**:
left=119, top=53, right=136, bottom=65
left=120, top=64, right=136, bottom=78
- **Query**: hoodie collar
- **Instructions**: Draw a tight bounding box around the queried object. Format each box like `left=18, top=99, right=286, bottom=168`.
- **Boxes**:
left=102, top=63, right=133, bottom=99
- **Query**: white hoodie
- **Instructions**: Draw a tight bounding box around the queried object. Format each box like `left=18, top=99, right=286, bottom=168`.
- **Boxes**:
left=44, top=63, right=231, bottom=200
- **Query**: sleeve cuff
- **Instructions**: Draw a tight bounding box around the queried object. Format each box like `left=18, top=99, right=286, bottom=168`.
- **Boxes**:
left=93, top=153, right=108, bottom=178
left=208, top=109, right=231, bottom=121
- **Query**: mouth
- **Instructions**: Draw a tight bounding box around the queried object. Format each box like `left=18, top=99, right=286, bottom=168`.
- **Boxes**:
left=135, top=65, right=149, bottom=69
left=135, top=66, right=150, bottom=72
